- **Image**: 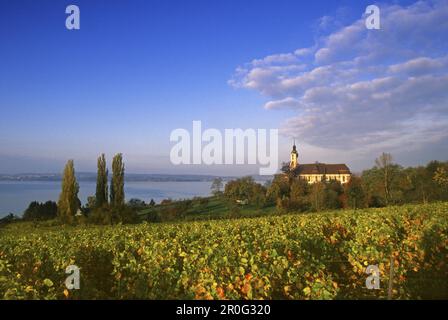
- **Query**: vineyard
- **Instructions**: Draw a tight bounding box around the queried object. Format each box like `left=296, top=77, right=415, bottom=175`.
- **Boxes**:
left=0, top=202, right=447, bottom=299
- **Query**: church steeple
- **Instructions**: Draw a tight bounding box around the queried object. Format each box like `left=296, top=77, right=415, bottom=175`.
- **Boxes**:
left=290, top=140, right=298, bottom=169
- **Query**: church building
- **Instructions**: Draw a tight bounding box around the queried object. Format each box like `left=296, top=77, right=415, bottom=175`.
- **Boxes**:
left=289, top=143, right=351, bottom=184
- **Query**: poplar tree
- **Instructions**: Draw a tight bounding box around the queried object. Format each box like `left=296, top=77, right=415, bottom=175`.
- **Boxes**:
left=57, top=160, right=80, bottom=223
left=95, top=153, right=108, bottom=207
left=110, top=153, right=125, bottom=207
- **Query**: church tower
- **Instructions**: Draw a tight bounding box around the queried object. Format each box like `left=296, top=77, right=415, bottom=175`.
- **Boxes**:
left=290, top=140, right=298, bottom=170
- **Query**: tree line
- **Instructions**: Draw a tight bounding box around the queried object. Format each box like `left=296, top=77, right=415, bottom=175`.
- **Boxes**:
left=223, top=153, right=448, bottom=213
left=22, top=153, right=138, bottom=224
left=17, top=152, right=448, bottom=223
left=60, top=153, right=137, bottom=224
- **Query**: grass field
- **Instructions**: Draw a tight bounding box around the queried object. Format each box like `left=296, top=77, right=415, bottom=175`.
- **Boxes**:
left=0, top=202, right=447, bottom=300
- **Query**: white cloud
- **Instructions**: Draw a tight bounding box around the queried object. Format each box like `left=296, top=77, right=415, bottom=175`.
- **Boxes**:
left=252, top=53, right=298, bottom=66
left=388, top=56, right=448, bottom=75
left=230, top=0, right=448, bottom=164
left=294, top=47, right=314, bottom=57
left=264, top=97, right=300, bottom=110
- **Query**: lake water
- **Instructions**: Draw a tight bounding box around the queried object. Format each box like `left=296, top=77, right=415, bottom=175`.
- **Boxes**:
left=0, top=181, right=213, bottom=218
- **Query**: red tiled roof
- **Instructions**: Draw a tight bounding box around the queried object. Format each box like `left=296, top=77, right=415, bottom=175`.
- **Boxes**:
left=294, top=163, right=351, bottom=175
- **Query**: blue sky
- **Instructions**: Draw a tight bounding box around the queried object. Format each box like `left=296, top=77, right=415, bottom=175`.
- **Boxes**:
left=1, top=0, right=447, bottom=175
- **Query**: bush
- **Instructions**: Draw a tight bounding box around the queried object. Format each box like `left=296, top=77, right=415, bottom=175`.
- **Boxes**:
left=88, top=206, right=138, bottom=225
left=22, top=201, right=58, bottom=221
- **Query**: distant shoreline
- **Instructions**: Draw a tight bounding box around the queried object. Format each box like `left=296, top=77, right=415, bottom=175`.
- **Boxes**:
left=0, top=173, right=272, bottom=183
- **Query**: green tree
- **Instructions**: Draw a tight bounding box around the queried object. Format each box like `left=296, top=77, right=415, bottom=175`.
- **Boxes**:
left=110, top=153, right=125, bottom=207
left=266, top=174, right=290, bottom=203
left=275, top=195, right=290, bottom=213
left=308, top=182, right=326, bottom=212
left=433, top=166, right=448, bottom=189
left=224, top=176, right=255, bottom=202
left=361, top=167, right=386, bottom=207
left=345, top=176, right=366, bottom=210
left=363, top=154, right=404, bottom=206
left=289, top=179, right=310, bottom=211
left=404, top=166, right=433, bottom=204
left=23, top=201, right=57, bottom=221
left=128, top=198, right=146, bottom=209
left=57, top=160, right=80, bottom=224
left=251, top=183, right=267, bottom=208
left=95, top=153, right=109, bottom=208
left=86, top=196, right=96, bottom=209
left=211, top=177, right=224, bottom=196
left=324, top=180, right=344, bottom=210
